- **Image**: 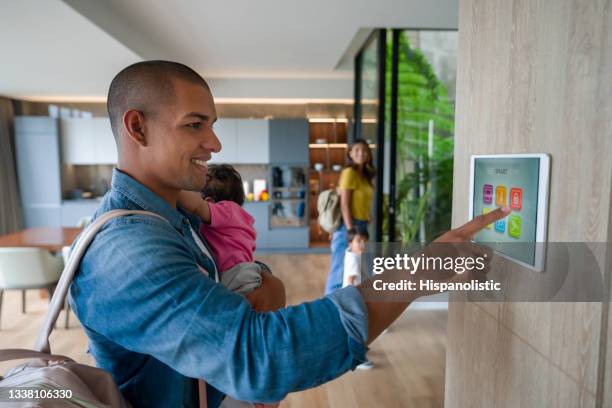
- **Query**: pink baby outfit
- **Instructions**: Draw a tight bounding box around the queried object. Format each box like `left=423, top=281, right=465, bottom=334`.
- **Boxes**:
left=199, top=201, right=256, bottom=273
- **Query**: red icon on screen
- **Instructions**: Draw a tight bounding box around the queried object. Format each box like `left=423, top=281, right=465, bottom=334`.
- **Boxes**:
left=510, top=188, right=522, bottom=210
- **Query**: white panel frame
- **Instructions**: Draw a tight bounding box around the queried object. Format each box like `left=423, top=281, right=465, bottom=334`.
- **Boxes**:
left=468, top=153, right=550, bottom=272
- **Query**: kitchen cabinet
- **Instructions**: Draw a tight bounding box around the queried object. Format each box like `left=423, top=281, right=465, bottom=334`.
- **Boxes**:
left=60, top=118, right=117, bottom=164
left=14, top=117, right=63, bottom=228
left=266, top=227, right=309, bottom=249
left=236, top=119, right=269, bottom=163
left=210, top=119, right=238, bottom=163
left=244, top=201, right=309, bottom=249
left=92, top=118, right=117, bottom=164
left=61, top=200, right=100, bottom=227
left=60, top=118, right=95, bottom=164
left=244, top=202, right=270, bottom=248
left=269, top=119, right=309, bottom=164
left=211, top=119, right=269, bottom=164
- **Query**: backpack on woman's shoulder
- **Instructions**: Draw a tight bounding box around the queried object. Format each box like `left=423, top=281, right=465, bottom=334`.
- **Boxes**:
left=317, top=189, right=341, bottom=234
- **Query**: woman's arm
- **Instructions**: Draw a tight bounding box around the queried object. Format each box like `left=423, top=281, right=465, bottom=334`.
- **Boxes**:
left=340, top=188, right=353, bottom=230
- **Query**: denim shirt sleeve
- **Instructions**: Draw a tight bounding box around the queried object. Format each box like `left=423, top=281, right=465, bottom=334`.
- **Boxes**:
left=71, top=216, right=368, bottom=403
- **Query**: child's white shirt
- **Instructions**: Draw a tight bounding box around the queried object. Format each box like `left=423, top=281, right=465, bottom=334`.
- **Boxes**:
left=343, top=249, right=362, bottom=288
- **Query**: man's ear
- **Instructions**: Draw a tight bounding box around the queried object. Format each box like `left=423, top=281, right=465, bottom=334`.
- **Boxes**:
left=123, top=109, right=147, bottom=147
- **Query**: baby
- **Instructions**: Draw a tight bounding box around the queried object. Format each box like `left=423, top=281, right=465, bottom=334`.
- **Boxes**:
left=180, top=164, right=281, bottom=407
left=179, top=164, right=267, bottom=296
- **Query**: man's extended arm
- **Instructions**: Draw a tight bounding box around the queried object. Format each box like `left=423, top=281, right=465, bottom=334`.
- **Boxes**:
left=72, top=217, right=367, bottom=404
left=360, top=206, right=510, bottom=343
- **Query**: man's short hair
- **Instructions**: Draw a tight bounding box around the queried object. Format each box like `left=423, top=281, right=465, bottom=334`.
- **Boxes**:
left=107, top=60, right=210, bottom=139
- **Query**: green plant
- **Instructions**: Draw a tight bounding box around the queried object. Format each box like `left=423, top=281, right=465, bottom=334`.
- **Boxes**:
left=384, top=32, right=455, bottom=245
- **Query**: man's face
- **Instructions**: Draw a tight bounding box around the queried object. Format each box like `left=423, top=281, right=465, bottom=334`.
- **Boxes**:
left=143, top=79, right=220, bottom=192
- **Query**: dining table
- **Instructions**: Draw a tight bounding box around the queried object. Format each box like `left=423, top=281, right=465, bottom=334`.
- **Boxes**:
left=0, top=227, right=83, bottom=316
left=0, top=227, right=82, bottom=252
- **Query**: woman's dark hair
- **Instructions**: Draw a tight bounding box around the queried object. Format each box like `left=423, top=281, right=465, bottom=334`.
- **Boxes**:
left=201, top=164, right=245, bottom=206
left=346, top=227, right=369, bottom=243
left=346, top=138, right=376, bottom=185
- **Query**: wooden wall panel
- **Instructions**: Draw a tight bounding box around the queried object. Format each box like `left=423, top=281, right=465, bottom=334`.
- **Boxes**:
left=446, top=0, right=612, bottom=406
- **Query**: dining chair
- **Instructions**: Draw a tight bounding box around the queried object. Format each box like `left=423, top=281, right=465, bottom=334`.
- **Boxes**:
left=0, top=247, right=63, bottom=329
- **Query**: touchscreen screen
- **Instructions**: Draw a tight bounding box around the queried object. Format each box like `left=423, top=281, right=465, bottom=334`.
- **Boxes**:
left=472, top=157, right=540, bottom=266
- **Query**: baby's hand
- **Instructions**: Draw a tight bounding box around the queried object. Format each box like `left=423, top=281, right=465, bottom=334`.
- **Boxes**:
left=178, top=191, right=210, bottom=222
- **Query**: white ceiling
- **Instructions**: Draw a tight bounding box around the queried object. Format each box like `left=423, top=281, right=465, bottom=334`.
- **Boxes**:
left=0, top=0, right=458, bottom=101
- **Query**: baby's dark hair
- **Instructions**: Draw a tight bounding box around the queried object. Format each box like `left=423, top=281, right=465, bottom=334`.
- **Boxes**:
left=201, top=164, right=245, bottom=206
left=346, top=227, right=369, bottom=243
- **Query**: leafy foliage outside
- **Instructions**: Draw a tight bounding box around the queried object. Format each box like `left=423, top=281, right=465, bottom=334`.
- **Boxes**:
left=383, top=32, right=455, bottom=244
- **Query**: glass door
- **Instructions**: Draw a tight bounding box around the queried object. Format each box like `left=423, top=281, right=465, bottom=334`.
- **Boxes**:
left=354, top=29, right=457, bottom=244
left=392, top=30, right=457, bottom=244
left=354, top=30, right=386, bottom=242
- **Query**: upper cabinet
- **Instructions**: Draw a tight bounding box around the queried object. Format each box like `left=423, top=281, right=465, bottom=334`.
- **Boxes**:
left=210, top=119, right=269, bottom=164
left=60, top=118, right=117, bottom=164
left=269, top=119, right=309, bottom=164
left=236, top=119, right=269, bottom=163
left=92, top=118, right=118, bottom=164
left=210, top=119, right=238, bottom=163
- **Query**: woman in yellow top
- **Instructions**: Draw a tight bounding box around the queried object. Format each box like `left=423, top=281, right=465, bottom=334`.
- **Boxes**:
left=324, top=138, right=375, bottom=294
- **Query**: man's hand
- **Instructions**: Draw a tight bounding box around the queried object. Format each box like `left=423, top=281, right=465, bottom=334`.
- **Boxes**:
left=428, top=206, right=512, bottom=282
left=245, top=271, right=286, bottom=312
left=434, top=206, right=511, bottom=243
left=360, top=206, right=511, bottom=344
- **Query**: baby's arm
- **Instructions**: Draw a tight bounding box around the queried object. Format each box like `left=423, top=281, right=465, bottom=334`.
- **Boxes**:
left=177, top=190, right=211, bottom=223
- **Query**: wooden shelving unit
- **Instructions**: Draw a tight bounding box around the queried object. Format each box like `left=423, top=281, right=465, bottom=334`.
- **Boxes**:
left=308, top=120, right=348, bottom=245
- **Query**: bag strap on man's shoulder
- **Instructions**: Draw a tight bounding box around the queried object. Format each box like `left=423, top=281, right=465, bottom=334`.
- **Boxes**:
left=34, top=209, right=167, bottom=354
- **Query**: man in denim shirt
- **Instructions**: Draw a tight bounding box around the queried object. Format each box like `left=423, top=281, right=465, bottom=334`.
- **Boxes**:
left=69, top=61, right=508, bottom=407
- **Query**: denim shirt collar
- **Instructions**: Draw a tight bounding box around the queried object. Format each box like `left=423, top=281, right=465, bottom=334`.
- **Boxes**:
left=111, top=168, right=199, bottom=231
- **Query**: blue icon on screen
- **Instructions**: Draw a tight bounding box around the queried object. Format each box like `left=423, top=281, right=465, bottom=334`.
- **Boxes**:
left=494, top=219, right=505, bottom=233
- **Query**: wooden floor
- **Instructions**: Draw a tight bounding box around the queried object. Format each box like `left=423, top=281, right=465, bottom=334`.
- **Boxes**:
left=0, top=253, right=447, bottom=408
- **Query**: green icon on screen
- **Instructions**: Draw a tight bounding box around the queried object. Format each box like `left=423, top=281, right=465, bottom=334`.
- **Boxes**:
left=508, top=215, right=521, bottom=238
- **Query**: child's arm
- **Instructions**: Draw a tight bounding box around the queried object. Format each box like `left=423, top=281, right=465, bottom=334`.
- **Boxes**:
left=177, top=190, right=211, bottom=223
left=343, top=253, right=360, bottom=287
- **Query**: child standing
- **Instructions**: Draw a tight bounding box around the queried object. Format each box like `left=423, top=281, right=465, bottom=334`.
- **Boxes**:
left=342, top=228, right=374, bottom=370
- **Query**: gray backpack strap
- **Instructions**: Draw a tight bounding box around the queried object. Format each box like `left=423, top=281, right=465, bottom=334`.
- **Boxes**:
left=34, top=209, right=167, bottom=354
left=0, top=349, right=73, bottom=363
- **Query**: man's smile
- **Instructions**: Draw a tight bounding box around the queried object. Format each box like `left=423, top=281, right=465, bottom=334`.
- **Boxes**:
left=191, top=158, right=209, bottom=171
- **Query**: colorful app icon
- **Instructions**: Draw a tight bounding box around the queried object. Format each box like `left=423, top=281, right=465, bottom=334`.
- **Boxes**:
left=483, top=184, right=493, bottom=204
left=495, top=185, right=507, bottom=207
left=508, top=215, right=521, bottom=238
left=510, top=187, right=522, bottom=210
left=482, top=207, right=492, bottom=229
left=494, top=219, right=505, bottom=233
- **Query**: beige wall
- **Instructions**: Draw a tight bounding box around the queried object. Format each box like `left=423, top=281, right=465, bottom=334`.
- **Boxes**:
left=445, top=0, right=612, bottom=407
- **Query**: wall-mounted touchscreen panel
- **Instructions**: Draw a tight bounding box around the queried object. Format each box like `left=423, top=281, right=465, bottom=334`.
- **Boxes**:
left=469, top=154, right=550, bottom=271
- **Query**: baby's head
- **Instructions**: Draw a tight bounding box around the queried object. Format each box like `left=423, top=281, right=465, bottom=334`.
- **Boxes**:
left=347, top=228, right=369, bottom=254
left=201, top=164, right=245, bottom=206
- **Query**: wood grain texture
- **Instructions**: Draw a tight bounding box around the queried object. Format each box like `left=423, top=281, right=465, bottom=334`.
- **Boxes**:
left=0, top=227, right=81, bottom=252
left=447, top=0, right=612, bottom=406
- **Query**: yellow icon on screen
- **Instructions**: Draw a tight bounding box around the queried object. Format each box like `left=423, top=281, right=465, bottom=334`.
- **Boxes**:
left=495, top=185, right=507, bottom=207
left=482, top=207, right=492, bottom=229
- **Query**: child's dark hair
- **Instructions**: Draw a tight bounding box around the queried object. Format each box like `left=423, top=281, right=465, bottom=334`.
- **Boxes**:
left=346, top=227, right=369, bottom=243
left=201, top=164, right=245, bottom=206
